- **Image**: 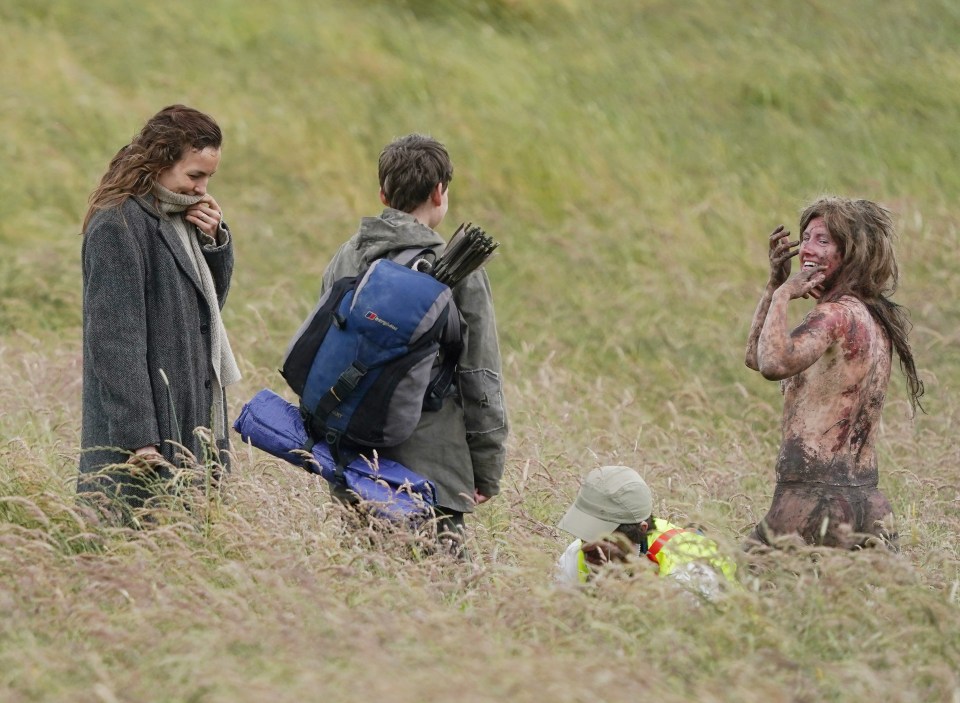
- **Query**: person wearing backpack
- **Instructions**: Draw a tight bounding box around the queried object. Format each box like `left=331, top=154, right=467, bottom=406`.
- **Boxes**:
left=556, top=466, right=738, bottom=599
left=316, top=133, right=508, bottom=543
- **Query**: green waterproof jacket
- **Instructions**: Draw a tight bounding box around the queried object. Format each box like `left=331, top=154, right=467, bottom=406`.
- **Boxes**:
left=320, top=209, right=508, bottom=512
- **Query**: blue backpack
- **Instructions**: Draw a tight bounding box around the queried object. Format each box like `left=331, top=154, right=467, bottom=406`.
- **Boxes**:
left=280, top=251, right=462, bottom=473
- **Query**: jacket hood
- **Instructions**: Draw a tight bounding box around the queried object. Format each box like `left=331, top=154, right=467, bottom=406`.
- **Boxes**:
left=353, top=208, right=446, bottom=264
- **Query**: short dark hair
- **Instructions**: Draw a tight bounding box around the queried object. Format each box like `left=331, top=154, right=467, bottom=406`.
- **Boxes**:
left=616, top=516, right=656, bottom=552
left=378, top=134, right=454, bottom=213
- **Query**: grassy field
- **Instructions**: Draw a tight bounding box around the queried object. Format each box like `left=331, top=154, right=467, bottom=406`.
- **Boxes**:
left=2, top=1, right=959, bottom=701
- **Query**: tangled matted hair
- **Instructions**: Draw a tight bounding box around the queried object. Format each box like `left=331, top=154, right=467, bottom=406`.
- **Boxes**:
left=82, top=105, right=222, bottom=232
left=799, top=196, right=924, bottom=413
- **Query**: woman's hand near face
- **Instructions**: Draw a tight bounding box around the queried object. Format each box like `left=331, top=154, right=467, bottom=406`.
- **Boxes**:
left=776, top=264, right=828, bottom=301
left=767, top=225, right=799, bottom=289
left=186, top=195, right=223, bottom=239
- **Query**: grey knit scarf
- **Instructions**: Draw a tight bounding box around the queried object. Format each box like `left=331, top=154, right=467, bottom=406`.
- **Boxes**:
left=151, top=183, right=242, bottom=442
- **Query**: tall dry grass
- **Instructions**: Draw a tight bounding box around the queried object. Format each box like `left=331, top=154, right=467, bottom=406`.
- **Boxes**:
left=2, top=333, right=959, bottom=702
left=2, top=0, right=960, bottom=700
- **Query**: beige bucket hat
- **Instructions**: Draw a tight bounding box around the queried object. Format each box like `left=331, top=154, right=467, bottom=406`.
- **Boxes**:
left=557, top=465, right=653, bottom=542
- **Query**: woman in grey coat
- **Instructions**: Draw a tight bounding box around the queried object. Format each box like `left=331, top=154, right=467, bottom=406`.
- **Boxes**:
left=78, top=105, right=241, bottom=512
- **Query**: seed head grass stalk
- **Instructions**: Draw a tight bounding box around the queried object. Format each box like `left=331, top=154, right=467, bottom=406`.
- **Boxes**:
left=2, top=0, right=960, bottom=700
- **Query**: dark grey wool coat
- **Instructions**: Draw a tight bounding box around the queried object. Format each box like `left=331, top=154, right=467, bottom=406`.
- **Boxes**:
left=78, top=196, right=234, bottom=503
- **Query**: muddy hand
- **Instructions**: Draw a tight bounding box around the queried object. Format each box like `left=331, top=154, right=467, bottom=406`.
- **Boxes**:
left=768, top=224, right=799, bottom=288
left=780, top=264, right=827, bottom=300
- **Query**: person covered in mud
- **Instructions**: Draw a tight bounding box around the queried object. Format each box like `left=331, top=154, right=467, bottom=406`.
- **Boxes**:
left=744, top=196, right=924, bottom=549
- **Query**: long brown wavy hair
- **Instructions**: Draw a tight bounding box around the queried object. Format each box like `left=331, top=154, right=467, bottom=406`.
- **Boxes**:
left=82, top=105, right=222, bottom=232
left=799, top=196, right=924, bottom=413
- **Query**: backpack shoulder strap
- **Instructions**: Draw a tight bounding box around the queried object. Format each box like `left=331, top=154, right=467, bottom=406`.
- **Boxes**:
left=423, top=322, right=462, bottom=412
left=389, top=247, right=438, bottom=273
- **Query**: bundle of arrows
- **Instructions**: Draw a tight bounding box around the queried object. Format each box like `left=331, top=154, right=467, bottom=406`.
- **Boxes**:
left=430, top=222, right=500, bottom=287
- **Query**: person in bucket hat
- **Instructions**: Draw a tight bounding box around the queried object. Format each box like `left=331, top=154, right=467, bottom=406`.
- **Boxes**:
left=556, top=466, right=737, bottom=597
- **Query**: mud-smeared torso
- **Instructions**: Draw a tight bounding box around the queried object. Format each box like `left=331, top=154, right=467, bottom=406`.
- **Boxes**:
left=776, top=296, right=891, bottom=487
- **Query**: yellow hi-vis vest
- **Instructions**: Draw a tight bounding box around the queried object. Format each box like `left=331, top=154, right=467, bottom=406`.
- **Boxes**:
left=574, top=519, right=737, bottom=585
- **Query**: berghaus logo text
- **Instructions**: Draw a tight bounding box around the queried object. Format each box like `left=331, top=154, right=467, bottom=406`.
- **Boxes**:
left=365, top=311, right=398, bottom=331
